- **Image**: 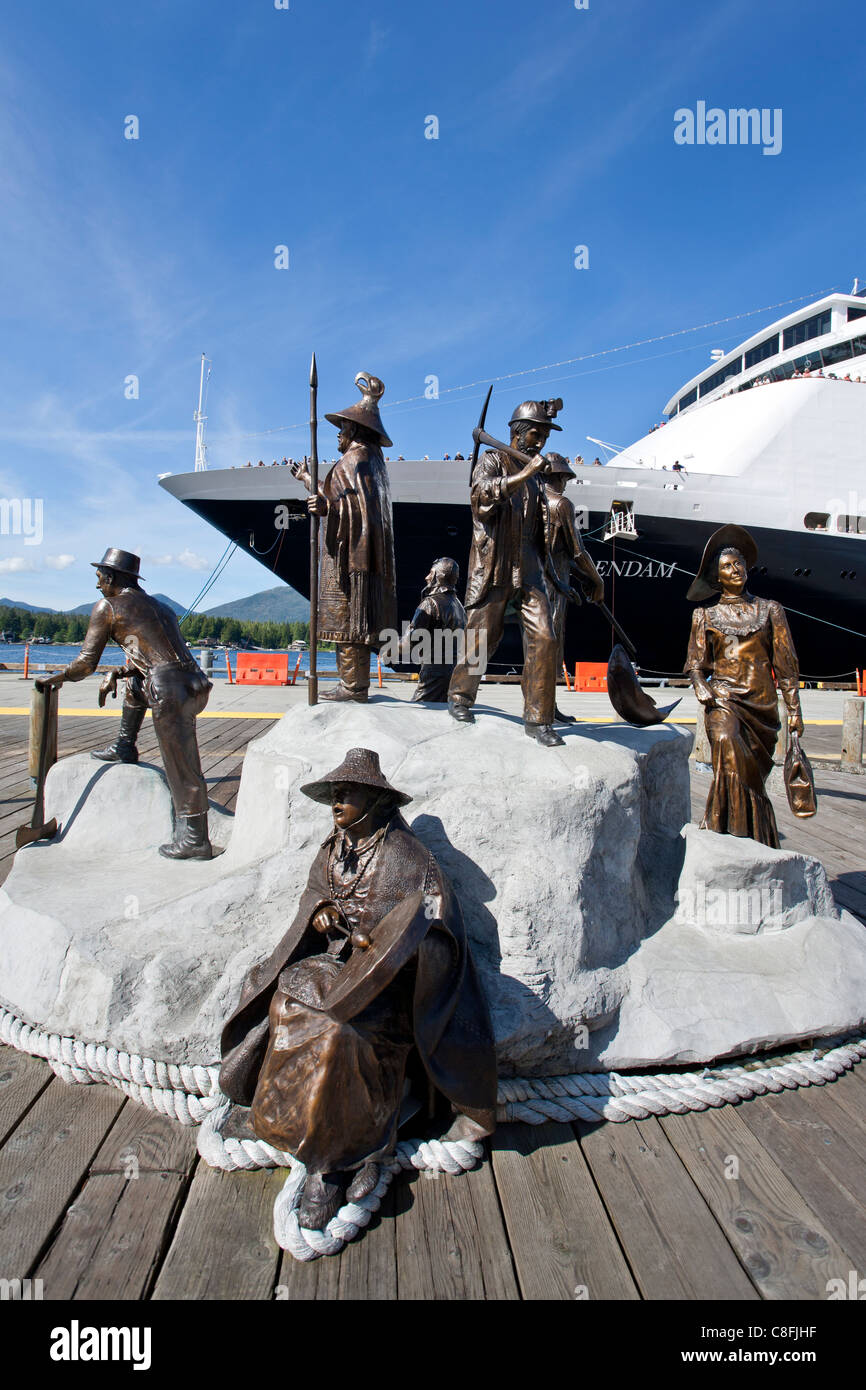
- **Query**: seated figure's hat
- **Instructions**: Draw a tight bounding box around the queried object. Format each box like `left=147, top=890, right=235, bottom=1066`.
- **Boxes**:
left=91, top=548, right=143, bottom=579
left=325, top=371, right=393, bottom=448
left=543, top=452, right=576, bottom=478
left=686, top=524, right=758, bottom=602
left=300, top=747, right=412, bottom=806
left=508, top=398, right=563, bottom=432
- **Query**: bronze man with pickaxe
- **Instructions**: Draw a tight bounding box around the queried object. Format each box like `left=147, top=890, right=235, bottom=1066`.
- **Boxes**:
left=447, top=397, right=565, bottom=746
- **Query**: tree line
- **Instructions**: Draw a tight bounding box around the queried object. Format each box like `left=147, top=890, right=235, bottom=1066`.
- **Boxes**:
left=0, top=604, right=312, bottom=650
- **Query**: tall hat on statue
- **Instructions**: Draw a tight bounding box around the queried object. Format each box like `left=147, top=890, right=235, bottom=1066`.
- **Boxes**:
left=90, top=548, right=143, bottom=579
left=508, top=398, right=563, bottom=432
left=325, top=371, right=393, bottom=448
left=686, top=524, right=758, bottom=602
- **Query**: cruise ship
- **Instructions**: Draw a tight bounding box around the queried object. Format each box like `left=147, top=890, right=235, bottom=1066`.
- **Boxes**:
left=159, top=289, right=866, bottom=679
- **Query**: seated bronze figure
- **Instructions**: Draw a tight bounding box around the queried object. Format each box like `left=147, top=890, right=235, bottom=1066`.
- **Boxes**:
left=685, top=525, right=804, bottom=848
left=218, top=748, right=496, bottom=1231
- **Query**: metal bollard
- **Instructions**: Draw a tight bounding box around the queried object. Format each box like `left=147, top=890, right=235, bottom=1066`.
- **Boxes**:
left=199, top=647, right=214, bottom=677
left=841, top=696, right=865, bottom=767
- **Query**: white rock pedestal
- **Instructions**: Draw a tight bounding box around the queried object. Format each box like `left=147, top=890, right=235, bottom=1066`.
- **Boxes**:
left=1, top=701, right=864, bottom=1079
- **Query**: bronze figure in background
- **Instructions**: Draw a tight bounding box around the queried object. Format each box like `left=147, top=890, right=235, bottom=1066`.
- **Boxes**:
left=685, top=525, right=804, bottom=848
left=410, top=557, right=466, bottom=703
left=219, top=748, right=496, bottom=1231
left=37, top=548, right=213, bottom=860
left=448, top=399, right=565, bottom=746
left=541, top=453, right=604, bottom=723
left=292, top=372, right=397, bottom=703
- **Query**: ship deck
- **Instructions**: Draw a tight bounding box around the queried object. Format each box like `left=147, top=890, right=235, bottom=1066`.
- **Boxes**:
left=1, top=676, right=864, bottom=1303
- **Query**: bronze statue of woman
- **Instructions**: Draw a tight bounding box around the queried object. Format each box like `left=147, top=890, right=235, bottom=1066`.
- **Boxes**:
left=685, top=525, right=804, bottom=849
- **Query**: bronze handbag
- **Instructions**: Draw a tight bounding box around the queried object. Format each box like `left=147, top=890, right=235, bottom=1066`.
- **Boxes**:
left=784, top=731, right=817, bottom=818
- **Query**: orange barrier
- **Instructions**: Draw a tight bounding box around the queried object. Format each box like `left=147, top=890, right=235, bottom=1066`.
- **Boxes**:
left=236, top=653, right=290, bottom=686
left=573, top=661, right=608, bottom=693
left=22, top=642, right=30, bottom=680
left=290, top=654, right=303, bottom=686
left=224, top=648, right=234, bottom=684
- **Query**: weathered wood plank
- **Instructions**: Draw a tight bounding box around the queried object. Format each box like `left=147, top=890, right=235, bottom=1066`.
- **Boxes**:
left=335, top=1183, right=397, bottom=1301
left=151, top=1164, right=284, bottom=1300
left=90, top=1097, right=198, bottom=1175
left=0, top=1047, right=53, bottom=1146
left=0, top=1079, right=125, bottom=1272
left=578, top=1115, right=756, bottom=1300
left=451, top=1156, right=520, bottom=1300
left=35, top=1171, right=188, bottom=1300
left=491, top=1121, right=639, bottom=1301
left=660, top=1104, right=854, bottom=1299
left=734, top=1081, right=866, bottom=1269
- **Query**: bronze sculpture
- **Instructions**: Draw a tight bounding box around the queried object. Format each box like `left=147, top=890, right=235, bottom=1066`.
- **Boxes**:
left=37, top=548, right=213, bottom=860
left=410, top=557, right=466, bottom=703
left=541, top=453, right=604, bottom=723
left=685, top=524, right=804, bottom=848
left=447, top=399, right=565, bottom=746
left=292, top=373, right=397, bottom=703
left=219, top=748, right=496, bottom=1231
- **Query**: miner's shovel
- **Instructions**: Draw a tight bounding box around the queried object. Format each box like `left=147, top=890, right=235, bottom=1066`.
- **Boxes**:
left=16, top=678, right=60, bottom=848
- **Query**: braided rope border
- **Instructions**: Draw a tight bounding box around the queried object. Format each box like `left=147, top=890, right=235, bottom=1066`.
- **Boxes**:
left=2, top=1003, right=864, bottom=1129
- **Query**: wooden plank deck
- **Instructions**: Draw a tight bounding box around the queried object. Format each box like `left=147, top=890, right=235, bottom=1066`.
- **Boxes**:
left=0, top=709, right=864, bottom=1300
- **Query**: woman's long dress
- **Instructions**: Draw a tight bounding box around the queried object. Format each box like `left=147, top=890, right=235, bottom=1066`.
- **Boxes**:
left=686, top=594, right=800, bottom=848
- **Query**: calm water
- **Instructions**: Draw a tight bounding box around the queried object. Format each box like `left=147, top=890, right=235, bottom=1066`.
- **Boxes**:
left=0, top=643, right=350, bottom=678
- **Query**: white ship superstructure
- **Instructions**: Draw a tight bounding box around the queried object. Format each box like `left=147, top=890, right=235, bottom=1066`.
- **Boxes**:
left=159, top=288, right=866, bottom=677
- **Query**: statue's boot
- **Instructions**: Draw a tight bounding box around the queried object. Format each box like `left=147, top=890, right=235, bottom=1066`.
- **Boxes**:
left=448, top=698, right=475, bottom=724
left=159, top=812, right=213, bottom=861
left=298, top=1171, right=347, bottom=1231
left=320, top=684, right=368, bottom=703
left=91, top=704, right=145, bottom=764
left=524, top=722, right=565, bottom=748
left=554, top=706, right=577, bottom=724
left=346, top=1162, right=380, bottom=1202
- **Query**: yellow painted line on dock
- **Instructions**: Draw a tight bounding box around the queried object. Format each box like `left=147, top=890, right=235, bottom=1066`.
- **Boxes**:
left=0, top=707, right=845, bottom=725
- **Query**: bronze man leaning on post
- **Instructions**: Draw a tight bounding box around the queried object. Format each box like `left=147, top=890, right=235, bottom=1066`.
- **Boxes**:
left=36, top=548, right=214, bottom=860
left=292, top=373, right=398, bottom=703
left=218, top=747, right=496, bottom=1232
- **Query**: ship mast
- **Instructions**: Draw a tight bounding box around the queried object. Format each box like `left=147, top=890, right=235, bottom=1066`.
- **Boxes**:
left=193, top=353, right=212, bottom=472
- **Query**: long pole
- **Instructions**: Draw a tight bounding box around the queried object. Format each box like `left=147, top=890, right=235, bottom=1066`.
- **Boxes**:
left=308, top=352, right=319, bottom=706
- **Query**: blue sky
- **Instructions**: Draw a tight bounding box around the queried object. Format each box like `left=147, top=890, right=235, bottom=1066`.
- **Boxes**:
left=1, top=0, right=863, bottom=610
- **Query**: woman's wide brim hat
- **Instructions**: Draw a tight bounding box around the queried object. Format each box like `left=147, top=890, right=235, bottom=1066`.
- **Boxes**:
left=686, top=524, right=758, bottom=602
left=91, top=547, right=143, bottom=580
left=325, top=370, right=393, bottom=448
left=300, top=747, right=412, bottom=806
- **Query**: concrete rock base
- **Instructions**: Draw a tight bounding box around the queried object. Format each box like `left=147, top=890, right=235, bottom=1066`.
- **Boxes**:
left=1, top=701, right=863, bottom=1076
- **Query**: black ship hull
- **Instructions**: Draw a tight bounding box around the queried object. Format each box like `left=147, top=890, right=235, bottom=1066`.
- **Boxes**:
left=178, top=493, right=866, bottom=681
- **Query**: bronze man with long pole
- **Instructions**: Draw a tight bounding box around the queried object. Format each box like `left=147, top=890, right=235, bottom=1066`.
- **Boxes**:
left=292, top=371, right=397, bottom=703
